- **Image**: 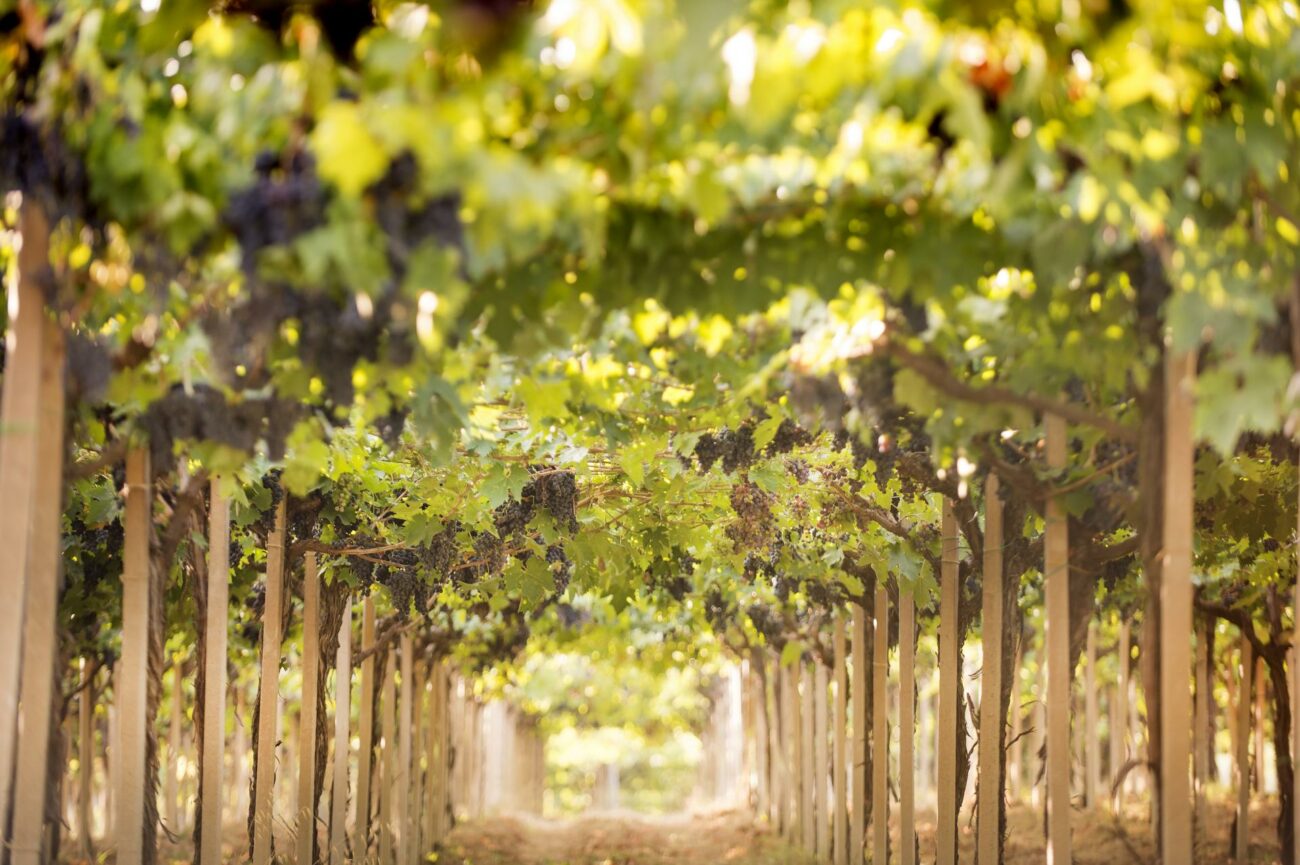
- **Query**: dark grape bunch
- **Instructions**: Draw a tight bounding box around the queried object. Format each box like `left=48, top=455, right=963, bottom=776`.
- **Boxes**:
left=224, top=150, right=326, bottom=268
left=378, top=564, right=429, bottom=620
left=530, top=469, right=579, bottom=533
left=726, top=482, right=775, bottom=551
left=467, top=532, right=506, bottom=579
left=546, top=544, right=573, bottom=593
left=254, top=470, right=284, bottom=532
left=141, top=386, right=300, bottom=474
left=418, top=521, right=461, bottom=581
left=746, top=603, right=785, bottom=647
left=69, top=518, right=124, bottom=599
left=703, top=587, right=733, bottom=634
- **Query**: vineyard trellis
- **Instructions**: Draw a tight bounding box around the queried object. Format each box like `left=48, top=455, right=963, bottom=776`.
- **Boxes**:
left=2, top=0, right=1300, bottom=864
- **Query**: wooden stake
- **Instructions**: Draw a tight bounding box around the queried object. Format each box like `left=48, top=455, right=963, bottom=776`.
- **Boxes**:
left=1236, top=637, right=1251, bottom=861
left=0, top=202, right=49, bottom=842
left=380, top=652, right=397, bottom=865
left=118, top=448, right=153, bottom=865
left=872, top=585, right=889, bottom=865
left=785, top=661, right=801, bottom=844
left=1116, top=622, right=1131, bottom=801
left=899, top=586, right=916, bottom=865
left=199, top=481, right=230, bottom=865
left=79, top=659, right=95, bottom=859
left=1085, top=621, right=1100, bottom=809
left=1161, top=349, right=1195, bottom=864
left=1194, top=618, right=1210, bottom=840
left=832, top=619, right=848, bottom=865
left=756, top=661, right=772, bottom=825
left=770, top=654, right=788, bottom=835
left=252, top=496, right=287, bottom=865
left=814, top=659, right=830, bottom=856
left=398, top=634, right=414, bottom=863
left=1043, top=415, right=1072, bottom=865
left=800, top=660, right=815, bottom=852
left=937, top=498, right=961, bottom=865
left=10, top=316, right=65, bottom=865
left=851, top=603, right=867, bottom=864
left=356, top=596, right=377, bottom=853
left=977, top=473, right=1004, bottom=865
left=297, top=552, right=321, bottom=865
left=330, top=596, right=352, bottom=865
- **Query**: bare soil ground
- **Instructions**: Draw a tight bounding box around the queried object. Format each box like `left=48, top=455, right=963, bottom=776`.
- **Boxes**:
left=440, top=798, right=1286, bottom=865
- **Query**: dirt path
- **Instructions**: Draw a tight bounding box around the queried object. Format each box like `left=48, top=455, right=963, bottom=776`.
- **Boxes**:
left=440, top=809, right=814, bottom=865
left=441, top=799, right=1284, bottom=865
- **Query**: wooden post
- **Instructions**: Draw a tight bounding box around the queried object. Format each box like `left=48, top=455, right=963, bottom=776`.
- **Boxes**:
left=1194, top=617, right=1210, bottom=840
left=1236, top=637, right=1251, bottom=861
left=1116, top=621, right=1131, bottom=802
left=769, top=654, right=788, bottom=834
left=79, top=659, right=95, bottom=859
left=814, top=659, right=830, bottom=856
left=330, top=596, right=352, bottom=865
left=977, top=474, right=1003, bottom=865
left=297, top=552, right=321, bottom=865
left=430, top=660, right=446, bottom=841
left=1254, top=660, right=1267, bottom=793
left=1085, top=621, right=1100, bottom=809
left=899, top=586, right=916, bottom=865
left=0, top=202, right=49, bottom=842
left=937, top=498, right=960, bottom=865
left=356, top=596, right=377, bottom=853
left=1161, top=349, right=1195, bottom=864
left=199, top=481, right=229, bottom=865
left=755, top=662, right=771, bottom=825
left=10, top=316, right=65, bottom=865
left=398, top=634, right=414, bottom=863
left=851, top=603, right=867, bottom=864
left=800, top=660, right=816, bottom=852
left=167, top=663, right=184, bottom=833
left=380, top=652, right=397, bottom=865
left=233, top=687, right=248, bottom=816
left=784, top=661, right=800, bottom=843
left=117, top=448, right=153, bottom=864
left=832, top=619, right=848, bottom=865
left=252, top=496, right=287, bottom=865
left=1043, top=414, right=1072, bottom=864
left=872, top=585, right=889, bottom=865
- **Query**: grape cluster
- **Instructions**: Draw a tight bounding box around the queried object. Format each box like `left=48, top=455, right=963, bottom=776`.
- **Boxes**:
left=288, top=494, right=324, bottom=543
left=69, top=518, right=124, bottom=598
left=378, top=565, right=428, bottom=620
left=369, top=152, right=467, bottom=271
left=804, top=579, right=843, bottom=611
left=786, top=459, right=810, bottom=484
left=726, top=482, right=775, bottom=551
left=494, top=496, right=534, bottom=538
left=766, top=419, right=812, bottom=456
left=418, top=521, right=461, bottom=581
left=468, top=532, right=506, bottom=579
left=546, top=544, right=572, bottom=592
left=141, top=386, right=300, bottom=473
left=531, top=469, right=579, bottom=533
left=703, top=587, right=733, bottom=633
left=1, top=111, right=95, bottom=228
left=746, top=603, right=785, bottom=646
left=254, top=471, right=284, bottom=533
left=224, top=150, right=326, bottom=267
